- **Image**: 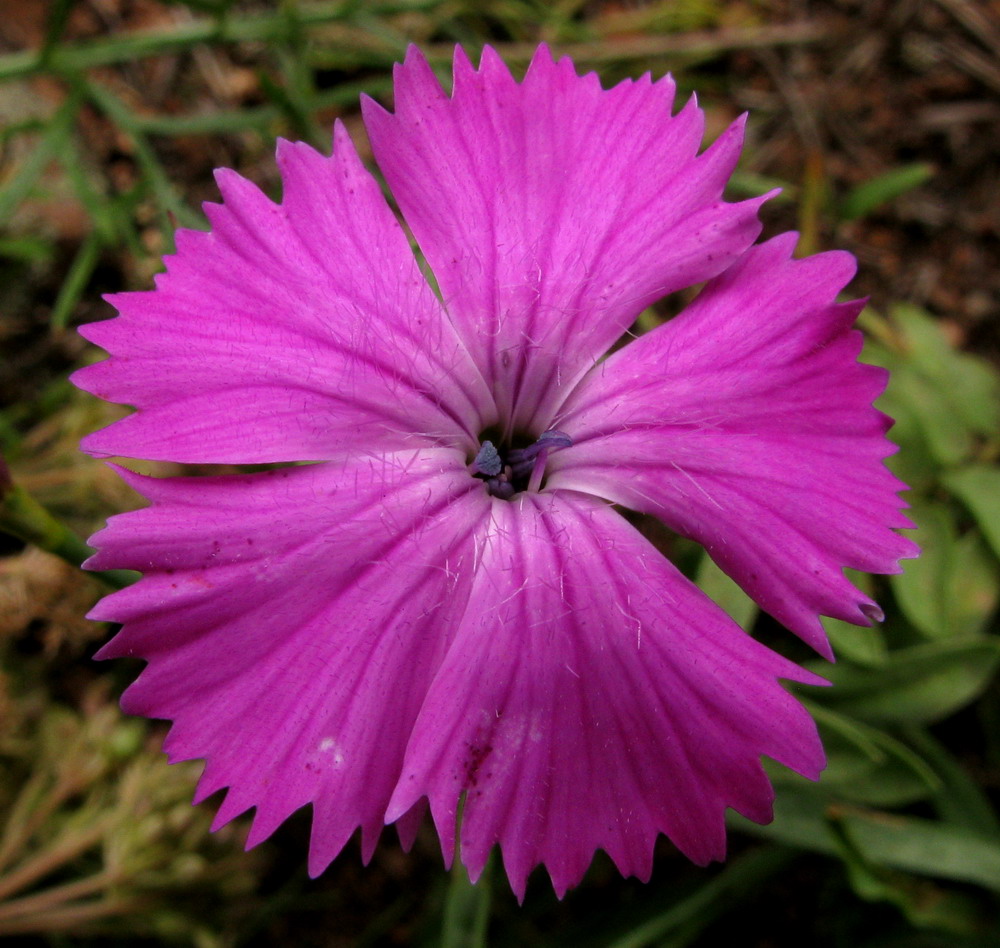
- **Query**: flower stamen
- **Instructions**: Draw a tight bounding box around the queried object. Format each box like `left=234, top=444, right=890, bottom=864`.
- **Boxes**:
left=471, top=429, right=572, bottom=498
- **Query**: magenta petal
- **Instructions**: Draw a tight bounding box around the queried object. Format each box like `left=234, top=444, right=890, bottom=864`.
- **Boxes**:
left=88, top=451, right=490, bottom=868
left=74, top=123, right=493, bottom=464
left=549, top=234, right=918, bottom=657
left=387, top=492, right=825, bottom=899
left=363, top=45, right=766, bottom=434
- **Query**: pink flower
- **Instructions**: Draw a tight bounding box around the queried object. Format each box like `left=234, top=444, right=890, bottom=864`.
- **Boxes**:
left=74, top=45, right=917, bottom=898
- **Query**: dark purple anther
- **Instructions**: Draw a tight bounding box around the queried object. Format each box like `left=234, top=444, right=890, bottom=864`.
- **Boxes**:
left=472, top=429, right=573, bottom=498
left=471, top=440, right=503, bottom=477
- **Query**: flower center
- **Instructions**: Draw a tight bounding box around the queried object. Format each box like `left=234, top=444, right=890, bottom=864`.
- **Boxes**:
left=469, top=429, right=573, bottom=498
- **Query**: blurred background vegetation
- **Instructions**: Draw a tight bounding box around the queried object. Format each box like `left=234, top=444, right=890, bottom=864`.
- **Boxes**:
left=1, top=0, right=999, bottom=945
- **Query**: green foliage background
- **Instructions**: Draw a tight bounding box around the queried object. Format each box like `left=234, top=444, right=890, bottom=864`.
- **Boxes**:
left=1, top=1, right=998, bottom=945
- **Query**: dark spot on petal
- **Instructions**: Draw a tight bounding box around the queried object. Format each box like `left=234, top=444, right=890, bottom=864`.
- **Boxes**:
left=463, top=740, right=493, bottom=788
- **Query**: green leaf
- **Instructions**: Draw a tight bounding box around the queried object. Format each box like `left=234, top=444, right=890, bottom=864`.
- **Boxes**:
left=902, top=727, right=1000, bottom=841
left=440, top=848, right=491, bottom=948
left=81, top=79, right=203, bottom=236
left=894, top=305, right=999, bottom=435
left=0, top=2, right=407, bottom=82
left=801, top=705, right=940, bottom=807
left=945, top=465, right=1000, bottom=563
left=840, top=810, right=1000, bottom=893
left=730, top=782, right=837, bottom=855
left=695, top=554, right=758, bottom=630
left=823, top=615, right=888, bottom=666
left=864, top=357, right=939, bottom=490
left=866, top=306, right=1000, bottom=470
left=727, top=171, right=795, bottom=202
left=50, top=230, right=103, bottom=329
left=0, top=236, right=55, bottom=263
left=890, top=499, right=999, bottom=640
left=830, top=820, right=988, bottom=934
left=0, top=95, right=77, bottom=222
left=823, top=570, right=887, bottom=664
left=734, top=790, right=1000, bottom=893
left=811, top=638, right=1000, bottom=724
left=882, top=367, right=970, bottom=470
left=839, top=163, right=934, bottom=220
left=948, top=532, right=1000, bottom=638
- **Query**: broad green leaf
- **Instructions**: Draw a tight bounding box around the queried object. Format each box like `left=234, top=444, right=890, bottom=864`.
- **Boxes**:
left=890, top=500, right=952, bottom=637
left=824, top=616, right=888, bottom=666
left=839, top=163, right=934, bottom=221
left=892, top=304, right=1000, bottom=437
left=831, top=821, right=988, bottom=933
left=695, top=553, right=758, bottom=630
left=866, top=306, right=1000, bottom=470
left=811, top=638, right=1000, bottom=724
left=882, top=419, right=937, bottom=491
left=823, top=569, right=886, bottom=664
left=890, top=499, right=999, bottom=640
left=840, top=810, right=1000, bottom=893
left=945, top=465, right=1000, bottom=563
left=886, top=368, right=975, bottom=468
left=948, top=531, right=1000, bottom=638
left=863, top=354, right=943, bottom=488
